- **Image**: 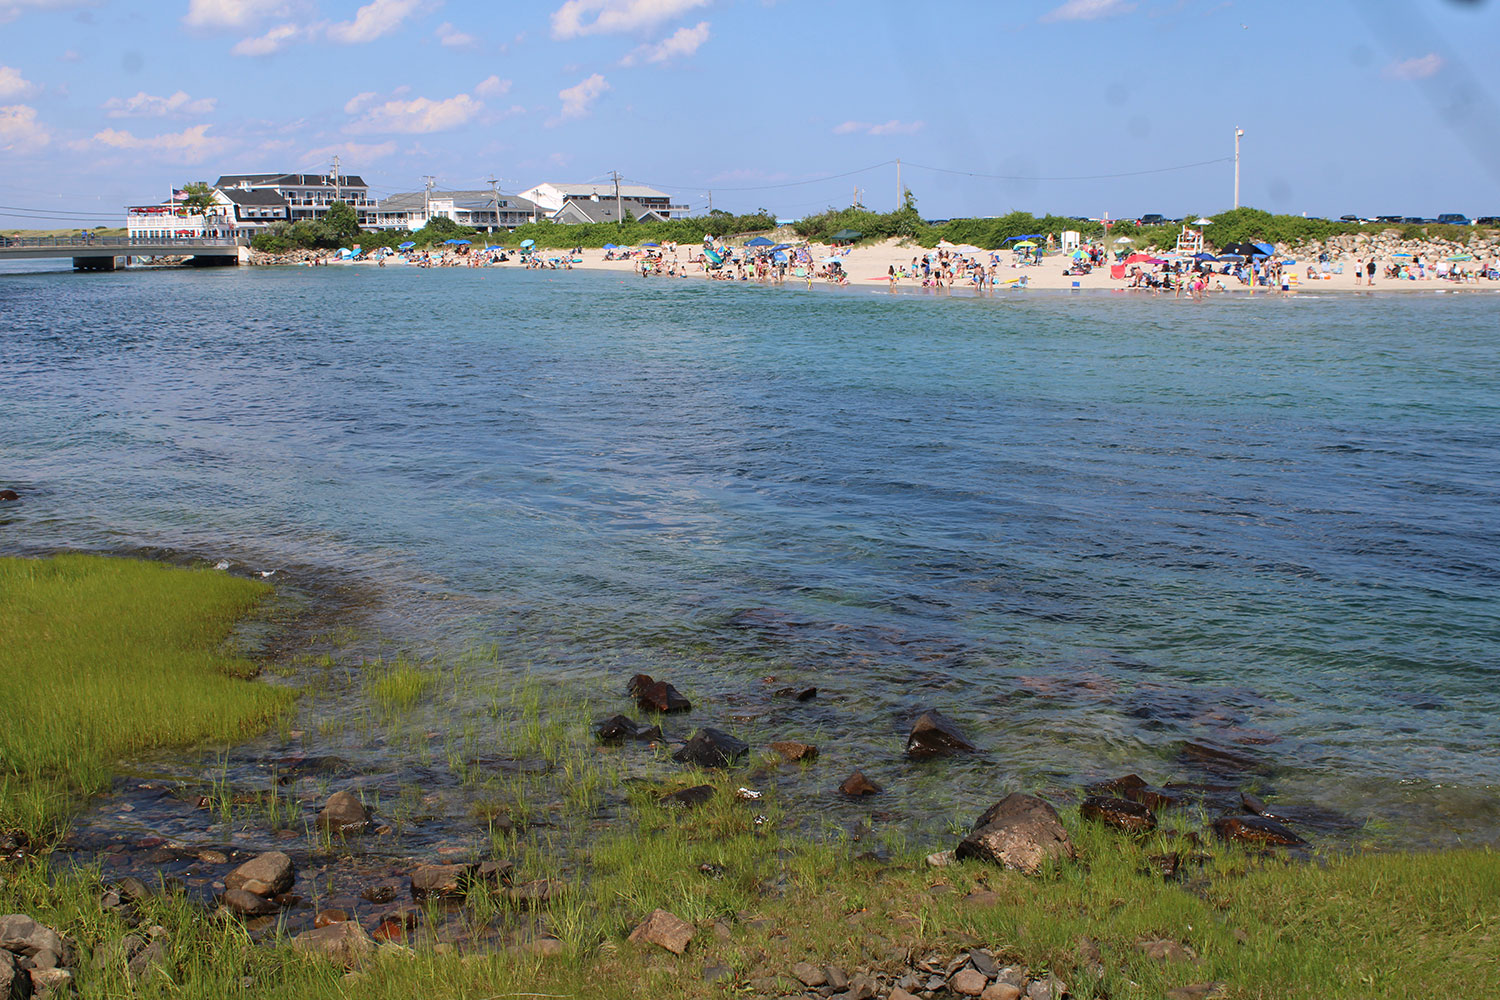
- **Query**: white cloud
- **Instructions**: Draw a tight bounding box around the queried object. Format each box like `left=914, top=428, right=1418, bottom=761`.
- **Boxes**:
left=1040, top=0, right=1136, bottom=23
left=833, top=119, right=923, bottom=136
left=183, top=0, right=286, bottom=29
left=554, top=72, right=609, bottom=122
left=0, top=103, right=49, bottom=150
left=620, top=20, right=708, bottom=65
left=436, top=21, right=477, bottom=47
left=474, top=75, right=511, bottom=98
left=103, top=90, right=217, bottom=118
left=1385, top=53, right=1444, bottom=81
left=348, top=92, right=483, bottom=134
left=327, top=0, right=419, bottom=44
left=0, top=66, right=39, bottom=99
left=303, top=140, right=398, bottom=164
left=231, top=21, right=303, bottom=55
left=344, top=90, right=379, bottom=114
left=551, top=0, right=709, bottom=39
left=86, top=123, right=228, bottom=163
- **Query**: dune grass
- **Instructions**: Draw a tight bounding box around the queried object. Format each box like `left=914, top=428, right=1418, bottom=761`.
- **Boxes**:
left=0, top=554, right=293, bottom=836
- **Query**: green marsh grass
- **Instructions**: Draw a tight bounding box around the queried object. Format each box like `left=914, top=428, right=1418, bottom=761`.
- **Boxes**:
left=0, top=554, right=293, bottom=837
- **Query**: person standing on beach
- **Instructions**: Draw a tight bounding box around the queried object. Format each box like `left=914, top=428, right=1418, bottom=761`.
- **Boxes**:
left=1354, top=258, right=1362, bottom=285
left=1367, top=258, right=1376, bottom=284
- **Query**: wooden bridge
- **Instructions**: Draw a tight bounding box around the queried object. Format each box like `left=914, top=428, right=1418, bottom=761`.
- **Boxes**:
left=0, top=235, right=247, bottom=270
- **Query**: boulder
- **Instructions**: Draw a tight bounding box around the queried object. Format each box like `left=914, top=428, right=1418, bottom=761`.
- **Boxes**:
left=24, top=970, right=67, bottom=998
left=224, top=852, right=293, bottom=897
left=906, top=710, right=976, bottom=757
left=315, top=791, right=370, bottom=835
left=627, top=908, right=695, bottom=954
left=628, top=674, right=691, bottom=713
left=594, top=715, right=662, bottom=743
left=951, top=968, right=988, bottom=996
left=1086, top=773, right=1180, bottom=811
left=772, top=686, right=818, bottom=701
left=839, top=771, right=881, bottom=796
left=768, top=740, right=818, bottom=762
left=504, top=879, right=563, bottom=907
left=1136, top=938, right=1198, bottom=963
left=982, top=985, right=1022, bottom=1000
left=0, top=917, right=64, bottom=972
left=672, top=728, right=748, bottom=768
left=791, top=961, right=826, bottom=987
left=0, top=950, right=30, bottom=1000
left=0, top=490, right=18, bottom=503
left=1080, top=795, right=1157, bottom=834
left=1212, top=815, right=1306, bottom=847
left=955, top=793, right=1075, bottom=875
left=291, top=921, right=374, bottom=964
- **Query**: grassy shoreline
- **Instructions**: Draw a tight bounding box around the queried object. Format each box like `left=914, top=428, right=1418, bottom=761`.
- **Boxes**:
left=1, top=553, right=1496, bottom=998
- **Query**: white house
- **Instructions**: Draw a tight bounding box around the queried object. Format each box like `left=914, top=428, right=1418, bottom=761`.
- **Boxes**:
left=367, top=189, right=542, bottom=231
left=519, top=182, right=687, bottom=218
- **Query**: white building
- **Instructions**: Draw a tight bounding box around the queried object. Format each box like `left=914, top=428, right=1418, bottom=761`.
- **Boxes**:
left=368, top=189, right=541, bottom=232
left=214, top=172, right=371, bottom=223
left=519, top=182, right=687, bottom=218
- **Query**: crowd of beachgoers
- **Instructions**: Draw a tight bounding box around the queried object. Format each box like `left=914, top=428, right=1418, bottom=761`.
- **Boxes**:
left=262, top=229, right=1500, bottom=296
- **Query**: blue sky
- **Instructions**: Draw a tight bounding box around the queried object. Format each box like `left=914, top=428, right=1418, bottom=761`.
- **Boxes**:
left=2, top=0, right=1498, bottom=227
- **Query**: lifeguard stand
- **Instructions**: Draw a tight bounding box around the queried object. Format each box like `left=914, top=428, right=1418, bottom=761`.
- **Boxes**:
left=1175, top=226, right=1204, bottom=255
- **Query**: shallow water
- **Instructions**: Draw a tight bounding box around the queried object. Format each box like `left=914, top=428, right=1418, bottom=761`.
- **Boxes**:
left=3, top=263, right=1499, bottom=853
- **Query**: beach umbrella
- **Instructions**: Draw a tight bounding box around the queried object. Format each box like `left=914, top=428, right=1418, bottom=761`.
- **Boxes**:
left=641, top=241, right=661, bottom=247
left=397, top=241, right=415, bottom=250
left=1072, top=249, right=1087, bottom=258
left=820, top=256, right=843, bottom=264
left=520, top=239, right=535, bottom=248
left=770, top=243, right=791, bottom=251
left=1194, top=217, right=1214, bottom=225
left=1115, top=236, right=1134, bottom=244
left=1446, top=254, right=1474, bottom=261
left=603, top=243, right=618, bottom=249
left=1216, top=253, right=1246, bottom=262
left=1013, top=241, right=1037, bottom=249
left=745, top=236, right=775, bottom=247
left=831, top=228, right=862, bottom=241
left=1192, top=252, right=1216, bottom=261
left=772, top=251, right=788, bottom=262
left=455, top=239, right=472, bottom=246
left=1390, top=252, right=1413, bottom=259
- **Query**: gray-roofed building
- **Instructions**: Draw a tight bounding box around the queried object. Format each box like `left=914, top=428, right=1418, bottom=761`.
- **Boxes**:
left=213, top=171, right=371, bottom=222
left=551, top=197, right=668, bottom=225
left=368, top=189, right=541, bottom=232
left=520, top=182, right=688, bottom=218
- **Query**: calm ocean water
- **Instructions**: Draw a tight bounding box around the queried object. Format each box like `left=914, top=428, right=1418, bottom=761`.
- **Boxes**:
left=4, top=262, right=1498, bottom=845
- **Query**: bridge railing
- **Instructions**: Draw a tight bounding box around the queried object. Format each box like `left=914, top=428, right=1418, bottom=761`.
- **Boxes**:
left=0, top=236, right=246, bottom=249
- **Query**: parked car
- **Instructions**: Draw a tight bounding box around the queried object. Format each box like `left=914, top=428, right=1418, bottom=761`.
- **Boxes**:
left=1475, top=216, right=1500, bottom=226
left=1139, top=214, right=1166, bottom=225
left=1375, top=215, right=1403, bottom=224
left=1339, top=215, right=1361, bottom=223
left=1436, top=214, right=1471, bottom=225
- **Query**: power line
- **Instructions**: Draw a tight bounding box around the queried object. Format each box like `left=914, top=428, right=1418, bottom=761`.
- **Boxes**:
left=622, top=161, right=896, bottom=193
left=899, top=157, right=1234, bottom=182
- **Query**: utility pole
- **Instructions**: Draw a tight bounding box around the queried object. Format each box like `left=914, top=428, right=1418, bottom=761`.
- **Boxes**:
left=423, top=175, right=435, bottom=227
left=331, top=154, right=341, bottom=201
left=707, top=190, right=712, bottom=214
left=610, top=170, right=623, bottom=225
left=896, top=158, right=901, bottom=210
left=1234, top=128, right=1244, bottom=209
left=487, top=175, right=500, bottom=232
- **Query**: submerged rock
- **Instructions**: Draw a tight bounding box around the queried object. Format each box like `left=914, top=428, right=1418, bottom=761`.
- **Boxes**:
left=316, top=791, right=370, bottom=836
left=768, top=740, right=818, bottom=762
left=628, top=674, right=691, bottom=714
left=1178, top=741, right=1269, bottom=776
left=221, top=889, right=277, bottom=917
left=1080, top=796, right=1157, bottom=834
left=956, top=793, right=1075, bottom=875
left=672, top=728, right=748, bottom=768
left=408, top=863, right=474, bottom=900
left=0, top=490, right=18, bottom=502
left=594, top=715, right=662, bottom=743
left=772, top=686, right=818, bottom=701
left=1212, top=815, right=1306, bottom=847
left=839, top=771, right=882, bottom=797
left=905, top=710, right=977, bottom=757
left=224, top=852, right=294, bottom=897
left=1086, top=773, right=1181, bottom=811
left=660, top=785, right=715, bottom=808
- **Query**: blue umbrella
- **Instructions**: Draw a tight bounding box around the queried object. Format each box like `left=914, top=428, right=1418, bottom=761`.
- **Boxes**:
left=442, top=238, right=461, bottom=245
left=455, top=239, right=472, bottom=246
left=772, top=250, right=788, bottom=262
left=1192, top=252, right=1216, bottom=261
left=520, top=239, right=535, bottom=248
left=603, top=243, right=618, bottom=249
left=397, top=241, right=415, bottom=250
left=770, top=243, right=791, bottom=251
left=745, top=236, right=775, bottom=247
left=641, top=241, right=660, bottom=247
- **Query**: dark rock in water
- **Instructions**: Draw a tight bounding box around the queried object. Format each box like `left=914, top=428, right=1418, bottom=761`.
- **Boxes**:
left=905, top=710, right=976, bottom=757
left=839, top=771, right=882, bottom=797
left=661, top=785, right=715, bottom=808
left=360, top=884, right=398, bottom=905
left=956, top=793, right=1075, bottom=875
left=672, top=728, right=748, bottom=768
left=409, top=863, right=477, bottom=900
left=221, top=888, right=278, bottom=917
left=1087, top=774, right=1181, bottom=812
left=0, top=490, right=18, bottom=502
left=768, top=740, right=818, bottom=762
left=595, top=715, right=662, bottom=743
left=314, top=909, right=349, bottom=928
left=1178, top=741, right=1269, bottom=776
left=629, top=674, right=691, bottom=713
left=1081, top=796, right=1157, bottom=834
left=316, top=790, right=371, bottom=835
left=224, top=852, right=293, bottom=897
left=1239, top=791, right=1286, bottom=820
left=505, top=879, right=563, bottom=907
left=1212, top=815, right=1306, bottom=847
left=772, top=686, right=818, bottom=701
